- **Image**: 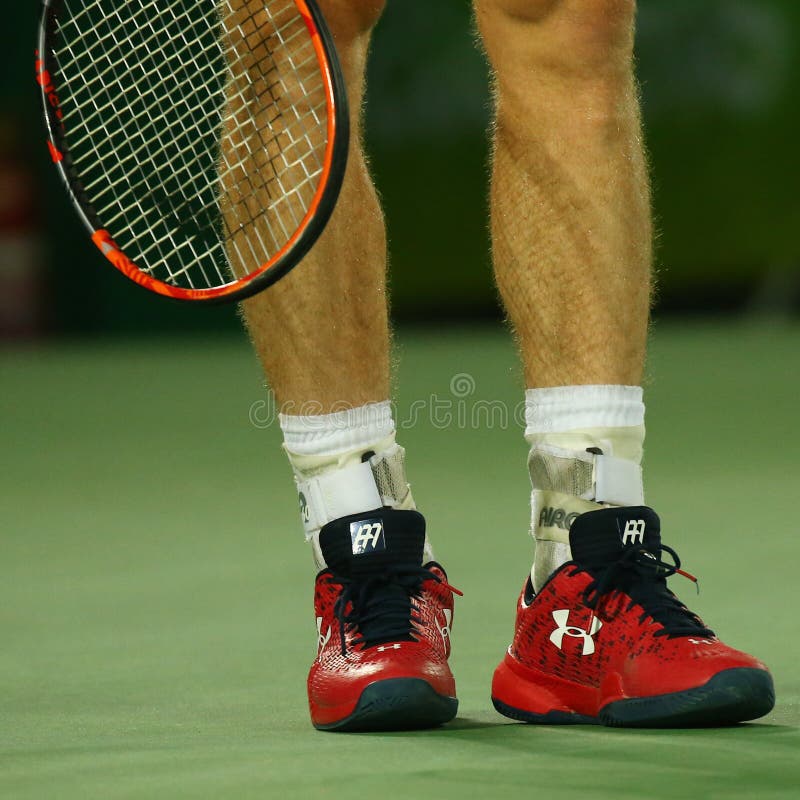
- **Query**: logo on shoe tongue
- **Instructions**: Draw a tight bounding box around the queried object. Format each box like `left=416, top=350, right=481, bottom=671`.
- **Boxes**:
left=350, top=518, right=386, bottom=555
left=621, top=518, right=646, bottom=546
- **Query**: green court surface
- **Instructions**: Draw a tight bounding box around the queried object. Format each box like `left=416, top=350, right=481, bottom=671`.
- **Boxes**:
left=2, top=321, right=799, bottom=799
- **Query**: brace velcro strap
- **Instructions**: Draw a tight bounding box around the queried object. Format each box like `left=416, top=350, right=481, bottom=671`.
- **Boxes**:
left=296, top=461, right=381, bottom=537
left=593, top=454, right=644, bottom=506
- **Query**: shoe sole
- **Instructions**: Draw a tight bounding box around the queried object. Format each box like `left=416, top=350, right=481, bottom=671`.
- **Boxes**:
left=600, top=667, right=775, bottom=728
left=493, top=667, right=775, bottom=728
left=313, top=678, right=458, bottom=732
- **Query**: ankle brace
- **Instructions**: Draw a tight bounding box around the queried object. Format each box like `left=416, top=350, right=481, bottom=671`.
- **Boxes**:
left=280, top=403, right=432, bottom=568
left=525, top=386, right=645, bottom=591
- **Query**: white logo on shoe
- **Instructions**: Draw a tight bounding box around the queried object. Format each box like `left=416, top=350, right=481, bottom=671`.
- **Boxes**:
left=437, top=609, right=452, bottom=645
left=377, top=644, right=401, bottom=651
left=688, top=638, right=714, bottom=645
left=549, top=609, right=603, bottom=656
left=621, top=519, right=646, bottom=545
left=350, top=520, right=386, bottom=555
left=316, top=616, right=331, bottom=654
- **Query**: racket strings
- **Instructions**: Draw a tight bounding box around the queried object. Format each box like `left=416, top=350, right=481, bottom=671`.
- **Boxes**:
left=51, top=0, right=330, bottom=288
left=59, top=0, right=229, bottom=289
left=220, top=2, right=327, bottom=274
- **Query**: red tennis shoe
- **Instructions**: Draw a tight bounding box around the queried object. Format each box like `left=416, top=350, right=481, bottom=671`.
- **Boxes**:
left=308, top=508, right=459, bottom=731
left=492, top=506, right=774, bottom=727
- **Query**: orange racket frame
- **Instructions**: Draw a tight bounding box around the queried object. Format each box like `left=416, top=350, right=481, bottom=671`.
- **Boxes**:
left=36, top=0, right=349, bottom=303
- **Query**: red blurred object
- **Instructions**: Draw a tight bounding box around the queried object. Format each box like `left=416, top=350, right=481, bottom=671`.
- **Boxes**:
left=0, top=119, right=46, bottom=338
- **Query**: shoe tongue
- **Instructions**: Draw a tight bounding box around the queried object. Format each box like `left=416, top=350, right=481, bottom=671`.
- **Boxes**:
left=318, top=508, right=425, bottom=577
left=569, top=506, right=661, bottom=568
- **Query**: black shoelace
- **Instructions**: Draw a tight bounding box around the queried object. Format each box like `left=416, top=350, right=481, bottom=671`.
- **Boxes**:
left=577, top=544, right=714, bottom=639
left=330, top=564, right=459, bottom=655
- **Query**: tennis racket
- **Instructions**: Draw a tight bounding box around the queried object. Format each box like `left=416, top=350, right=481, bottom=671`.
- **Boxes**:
left=35, top=0, right=349, bottom=303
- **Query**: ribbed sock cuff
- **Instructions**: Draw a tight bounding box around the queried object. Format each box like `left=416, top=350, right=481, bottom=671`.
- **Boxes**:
left=279, top=401, right=394, bottom=456
left=524, top=385, right=644, bottom=435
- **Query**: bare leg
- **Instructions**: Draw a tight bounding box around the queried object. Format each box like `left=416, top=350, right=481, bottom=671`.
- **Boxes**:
left=476, top=0, right=651, bottom=388
left=233, top=1, right=389, bottom=412
left=476, top=0, right=650, bottom=590
left=224, top=2, right=427, bottom=568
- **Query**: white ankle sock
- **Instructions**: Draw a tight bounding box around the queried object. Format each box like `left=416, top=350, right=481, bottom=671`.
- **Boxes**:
left=525, top=385, right=646, bottom=592
left=279, top=401, right=432, bottom=568
left=280, top=401, right=395, bottom=456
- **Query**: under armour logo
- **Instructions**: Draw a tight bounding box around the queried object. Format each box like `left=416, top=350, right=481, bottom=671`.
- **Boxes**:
left=549, top=609, right=603, bottom=656
left=316, top=616, right=331, bottom=655
left=621, top=518, right=646, bottom=546
left=688, top=638, right=714, bottom=645
left=377, top=644, right=401, bottom=651
left=437, top=609, right=452, bottom=645
left=350, top=519, right=386, bottom=555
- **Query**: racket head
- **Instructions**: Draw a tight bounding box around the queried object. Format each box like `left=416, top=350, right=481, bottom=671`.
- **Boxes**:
left=36, top=0, right=349, bottom=303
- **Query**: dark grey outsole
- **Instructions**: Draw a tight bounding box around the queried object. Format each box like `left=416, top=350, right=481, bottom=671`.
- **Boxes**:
left=314, top=678, right=458, bottom=733
left=600, top=667, right=775, bottom=728
left=492, top=667, right=774, bottom=728
left=491, top=697, right=598, bottom=726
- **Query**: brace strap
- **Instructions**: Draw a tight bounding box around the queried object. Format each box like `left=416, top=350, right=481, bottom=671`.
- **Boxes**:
left=594, top=453, right=643, bottom=506
left=530, top=445, right=644, bottom=545
left=296, top=461, right=381, bottom=536
left=295, top=444, right=413, bottom=538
